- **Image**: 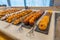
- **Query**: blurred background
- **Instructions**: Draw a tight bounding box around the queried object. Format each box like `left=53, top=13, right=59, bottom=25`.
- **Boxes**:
left=0, top=0, right=59, bottom=7
left=0, top=0, right=60, bottom=11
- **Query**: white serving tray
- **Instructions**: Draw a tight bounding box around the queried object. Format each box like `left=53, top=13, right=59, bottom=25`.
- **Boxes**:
left=0, top=11, right=55, bottom=40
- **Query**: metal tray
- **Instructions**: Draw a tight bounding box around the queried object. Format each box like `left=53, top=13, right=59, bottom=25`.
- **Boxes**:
left=35, top=11, right=53, bottom=35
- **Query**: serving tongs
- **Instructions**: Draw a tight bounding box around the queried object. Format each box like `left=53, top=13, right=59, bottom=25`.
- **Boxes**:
left=26, top=23, right=37, bottom=37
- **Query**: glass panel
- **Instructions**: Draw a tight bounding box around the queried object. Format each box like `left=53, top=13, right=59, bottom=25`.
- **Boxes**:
left=0, top=0, right=8, bottom=6
left=26, top=0, right=50, bottom=7
left=0, top=0, right=51, bottom=7
left=10, top=0, right=24, bottom=6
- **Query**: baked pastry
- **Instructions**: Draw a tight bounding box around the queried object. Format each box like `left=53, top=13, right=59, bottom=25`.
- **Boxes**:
left=38, top=16, right=49, bottom=31
left=24, top=10, right=43, bottom=25
left=6, top=9, right=32, bottom=23
left=23, top=11, right=36, bottom=24
left=38, top=11, right=52, bottom=31
left=0, top=8, right=21, bottom=18
left=13, top=18, right=21, bottom=25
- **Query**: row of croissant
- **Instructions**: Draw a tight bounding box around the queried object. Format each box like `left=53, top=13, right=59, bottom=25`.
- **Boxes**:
left=0, top=8, right=52, bottom=31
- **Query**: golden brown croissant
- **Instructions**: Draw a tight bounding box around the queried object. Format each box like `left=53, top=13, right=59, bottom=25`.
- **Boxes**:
left=38, top=11, right=52, bottom=31
left=6, top=9, right=32, bottom=23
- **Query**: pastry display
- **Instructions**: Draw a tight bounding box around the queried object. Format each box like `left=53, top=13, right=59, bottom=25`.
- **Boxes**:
left=0, top=8, right=54, bottom=35
left=0, top=8, right=21, bottom=18
left=23, top=10, right=43, bottom=25
left=6, top=9, right=32, bottom=23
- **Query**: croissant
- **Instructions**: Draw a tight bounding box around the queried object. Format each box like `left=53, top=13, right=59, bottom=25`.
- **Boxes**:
left=0, top=8, right=21, bottom=18
left=13, top=18, right=21, bottom=25
left=6, top=9, right=32, bottom=23
left=23, top=11, right=36, bottom=24
left=38, top=12, right=52, bottom=31
left=29, top=10, right=43, bottom=25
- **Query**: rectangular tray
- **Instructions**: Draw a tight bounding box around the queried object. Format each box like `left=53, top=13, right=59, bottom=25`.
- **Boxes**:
left=35, top=11, right=53, bottom=35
